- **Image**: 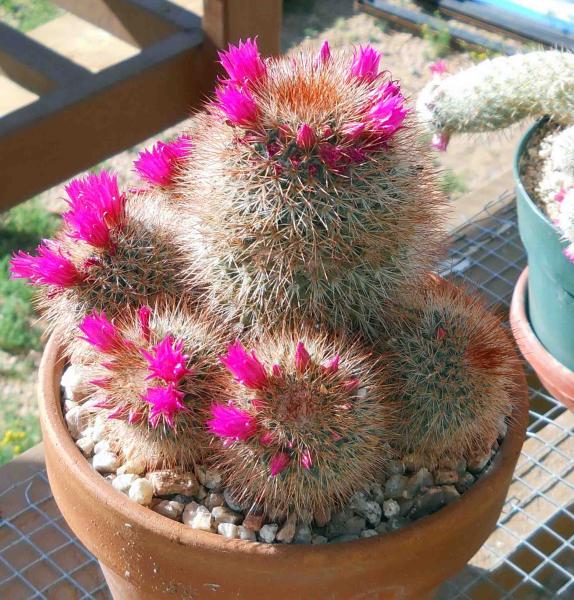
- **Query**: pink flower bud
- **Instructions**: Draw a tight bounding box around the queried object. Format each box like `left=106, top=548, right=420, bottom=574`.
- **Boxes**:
left=296, top=123, right=316, bottom=150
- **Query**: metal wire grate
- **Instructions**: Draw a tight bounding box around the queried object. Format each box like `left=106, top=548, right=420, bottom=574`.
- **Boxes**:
left=0, top=194, right=572, bottom=599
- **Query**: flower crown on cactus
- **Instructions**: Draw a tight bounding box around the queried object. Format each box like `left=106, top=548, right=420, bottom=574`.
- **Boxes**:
left=10, top=39, right=518, bottom=525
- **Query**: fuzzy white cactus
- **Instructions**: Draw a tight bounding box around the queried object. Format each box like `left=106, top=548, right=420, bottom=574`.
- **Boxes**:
left=417, top=51, right=574, bottom=150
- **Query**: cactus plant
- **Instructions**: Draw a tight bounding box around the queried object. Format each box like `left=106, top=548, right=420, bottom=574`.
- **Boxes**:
left=384, top=277, right=519, bottom=466
left=207, top=333, right=393, bottom=522
left=175, top=40, right=445, bottom=336
left=11, top=170, right=197, bottom=346
left=76, top=303, right=228, bottom=469
left=10, top=39, right=520, bottom=532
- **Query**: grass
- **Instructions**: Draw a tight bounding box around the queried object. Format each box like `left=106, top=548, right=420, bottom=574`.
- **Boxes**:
left=441, top=169, right=468, bottom=198
left=0, top=409, right=42, bottom=465
left=421, top=19, right=452, bottom=60
left=0, top=0, right=61, bottom=32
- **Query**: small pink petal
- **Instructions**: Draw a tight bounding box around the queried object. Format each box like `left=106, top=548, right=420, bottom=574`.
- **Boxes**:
left=215, top=84, right=259, bottom=127
left=321, top=354, right=340, bottom=374
left=563, top=245, right=574, bottom=263
left=272, top=363, right=283, bottom=378
left=270, top=452, right=291, bottom=476
left=142, top=335, right=192, bottom=383
left=218, top=37, right=267, bottom=86
left=350, top=45, right=381, bottom=81
left=431, top=132, right=450, bottom=152
left=436, top=327, right=447, bottom=340
left=296, top=123, right=316, bottom=150
left=260, top=431, right=275, bottom=447
left=341, top=122, right=365, bottom=140
left=208, top=404, right=257, bottom=441
left=79, top=312, right=127, bottom=354
left=134, top=135, right=193, bottom=187
left=220, top=341, right=268, bottom=390
left=555, top=188, right=568, bottom=203
left=300, top=448, right=313, bottom=470
left=295, top=342, right=311, bottom=372
left=107, top=406, right=128, bottom=420
left=138, top=305, right=152, bottom=342
left=343, top=378, right=360, bottom=391
left=144, top=384, right=188, bottom=429
left=429, top=59, right=448, bottom=76
left=318, top=40, right=331, bottom=65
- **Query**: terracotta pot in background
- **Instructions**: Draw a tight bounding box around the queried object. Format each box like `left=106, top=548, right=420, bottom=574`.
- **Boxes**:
left=38, top=333, right=529, bottom=600
left=510, top=268, right=574, bottom=411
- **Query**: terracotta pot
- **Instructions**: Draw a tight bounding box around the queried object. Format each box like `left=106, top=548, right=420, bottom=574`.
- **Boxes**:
left=510, top=268, right=574, bottom=411
left=39, top=333, right=529, bottom=600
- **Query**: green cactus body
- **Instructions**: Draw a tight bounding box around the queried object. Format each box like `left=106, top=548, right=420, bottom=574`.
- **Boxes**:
left=385, top=278, right=518, bottom=466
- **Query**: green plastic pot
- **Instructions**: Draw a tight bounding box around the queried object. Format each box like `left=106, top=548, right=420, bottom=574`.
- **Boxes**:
left=515, top=119, right=574, bottom=371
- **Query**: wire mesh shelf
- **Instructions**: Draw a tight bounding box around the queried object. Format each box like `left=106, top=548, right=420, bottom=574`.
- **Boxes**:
left=0, top=194, right=573, bottom=599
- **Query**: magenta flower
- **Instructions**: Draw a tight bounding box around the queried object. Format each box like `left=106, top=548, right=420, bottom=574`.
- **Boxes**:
left=220, top=341, right=268, bottom=389
left=215, top=84, right=259, bottom=127
left=134, top=135, right=193, bottom=187
left=564, top=245, right=574, bottom=263
left=341, top=121, right=366, bottom=141
left=142, top=335, right=192, bottom=383
left=431, top=132, right=450, bottom=152
left=367, top=94, right=408, bottom=138
left=10, top=241, right=83, bottom=288
left=321, top=354, right=340, bottom=374
left=317, top=40, right=331, bottom=65
left=63, top=172, right=125, bottom=249
left=300, top=448, right=313, bottom=470
left=260, top=430, right=275, bottom=446
left=270, top=452, right=291, bottom=476
left=272, top=363, right=283, bottom=378
left=429, top=59, right=448, bottom=76
left=79, top=312, right=126, bottom=354
left=350, top=45, right=381, bottom=81
left=128, top=409, right=144, bottom=425
left=208, top=404, right=257, bottom=441
left=219, top=38, right=266, bottom=86
left=138, top=305, right=152, bottom=342
left=319, top=143, right=344, bottom=170
left=296, top=123, right=316, bottom=150
left=555, top=188, right=567, bottom=203
left=294, top=341, right=311, bottom=372
left=144, top=384, right=188, bottom=429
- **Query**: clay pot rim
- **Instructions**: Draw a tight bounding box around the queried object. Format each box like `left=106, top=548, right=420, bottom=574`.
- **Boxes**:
left=39, top=332, right=528, bottom=557
left=510, top=267, right=574, bottom=410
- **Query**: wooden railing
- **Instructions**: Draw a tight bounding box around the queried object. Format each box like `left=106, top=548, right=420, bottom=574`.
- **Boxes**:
left=0, top=0, right=282, bottom=210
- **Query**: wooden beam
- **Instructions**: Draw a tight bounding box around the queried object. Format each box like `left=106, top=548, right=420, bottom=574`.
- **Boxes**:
left=51, top=0, right=201, bottom=48
left=0, top=22, right=91, bottom=95
left=0, top=30, right=204, bottom=210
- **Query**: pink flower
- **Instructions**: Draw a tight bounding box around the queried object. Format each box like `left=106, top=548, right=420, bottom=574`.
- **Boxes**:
left=341, top=122, right=365, bottom=141
left=219, top=38, right=267, bottom=86
left=429, top=59, right=448, bottom=76
left=270, top=452, right=291, bottom=476
left=367, top=94, right=408, bottom=138
left=79, top=312, right=126, bottom=354
left=317, top=40, right=331, bottom=65
left=319, top=143, right=344, bottom=170
left=208, top=404, right=257, bottom=440
left=350, top=45, right=381, bottom=81
left=260, top=430, right=275, bottom=446
left=63, top=172, right=125, bottom=249
left=142, top=335, right=192, bottom=383
left=272, top=363, right=283, bottom=378
left=215, top=85, right=259, bottom=127
left=294, top=341, right=311, bottom=372
left=431, top=132, right=450, bottom=152
left=300, top=448, right=313, bottom=470
left=296, top=123, right=316, bottom=150
left=138, top=305, right=152, bottom=342
left=220, top=341, right=268, bottom=389
left=563, top=245, right=574, bottom=263
left=144, top=384, right=188, bottom=429
left=128, top=409, right=144, bottom=425
left=322, top=354, right=340, bottom=373
left=555, top=188, right=567, bottom=203
left=10, top=241, right=83, bottom=288
left=134, top=135, right=193, bottom=187
left=343, top=378, right=360, bottom=391
left=436, top=327, right=447, bottom=340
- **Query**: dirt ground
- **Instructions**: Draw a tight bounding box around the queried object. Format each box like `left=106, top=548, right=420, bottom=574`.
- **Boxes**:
left=1, top=0, right=528, bottom=430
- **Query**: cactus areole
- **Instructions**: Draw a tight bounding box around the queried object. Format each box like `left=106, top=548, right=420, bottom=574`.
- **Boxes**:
left=25, top=39, right=527, bottom=599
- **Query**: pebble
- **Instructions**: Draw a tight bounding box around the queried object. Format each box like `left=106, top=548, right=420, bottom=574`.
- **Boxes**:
left=403, top=455, right=422, bottom=473
left=330, top=534, right=359, bottom=543
left=112, top=473, right=138, bottom=493
left=203, top=469, right=223, bottom=490
left=434, top=470, right=459, bottom=486
left=147, top=470, right=199, bottom=496
left=276, top=514, right=297, bottom=543
left=388, top=517, right=409, bottom=531
left=324, top=509, right=353, bottom=538
left=92, top=451, right=119, bottom=473
left=64, top=399, right=77, bottom=412
left=455, top=472, right=475, bottom=494
left=65, top=405, right=90, bottom=440
left=410, top=487, right=445, bottom=520
left=375, top=522, right=388, bottom=534
left=154, top=500, right=185, bottom=520
left=349, top=493, right=382, bottom=527
left=311, top=534, right=328, bottom=544
left=259, top=524, right=279, bottom=543
left=61, top=365, right=85, bottom=402
left=384, top=474, right=407, bottom=499
left=382, top=499, right=400, bottom=519
left=442, top=485, right=461, bottom=504
left=117, top=458, right=146, bottom=475
left=218, top=523, right=240, bottom=539
left=242, top=514, right=265, bottom=532
left=205, top=492, right=225, bottom=510
left=467, top=452, right=491, bottom=474
left=369, top=482, right=385, bottom=504
left=75, top=436, right=95, bottom=457
left=182, top=502, right=214, bottom=532
left=405, top=468, right=433, bottom=498
left=387, top=460, right=405, bottom=475
left=128, top=478, right=154, bottom=506
left=195, top=485, right=208, bottom=501
left=398, top=499, right=414, bottom=517
left=360, top=529, right=378, bottom=539
left=212, top=506, right=243, bottom=526
left=238, top=526, right=257, bottom=541
left=293, top=524, right=313, bottom=544
left=223, top=488, right=243, bottom=512
left=93, top=440, right=112, bottom=454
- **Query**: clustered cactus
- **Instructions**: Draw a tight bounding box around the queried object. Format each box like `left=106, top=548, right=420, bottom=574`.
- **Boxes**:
left=11, top=40, right=518, bottom=528
left=416, top=50, right=574, bottom=261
